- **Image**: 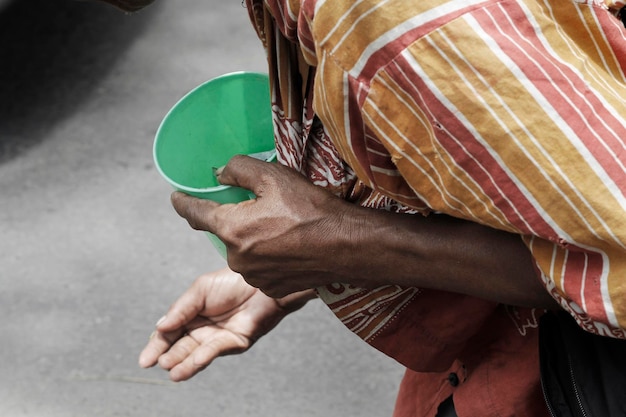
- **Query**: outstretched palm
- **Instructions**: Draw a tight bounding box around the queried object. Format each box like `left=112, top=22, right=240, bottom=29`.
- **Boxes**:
left=139, top=268, right=312, bottom=381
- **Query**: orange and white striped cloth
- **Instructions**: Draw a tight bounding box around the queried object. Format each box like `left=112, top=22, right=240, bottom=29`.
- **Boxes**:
left=251, top=0, right=626, bottom=338
left=245, top=1, right=625, bottom=415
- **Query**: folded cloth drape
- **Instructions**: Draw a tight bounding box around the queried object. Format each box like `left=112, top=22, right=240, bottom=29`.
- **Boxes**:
left=244, top=0, right=626, bottom=416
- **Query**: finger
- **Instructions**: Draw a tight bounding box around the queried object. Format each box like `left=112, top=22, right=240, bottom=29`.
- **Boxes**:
left=157, top=334, right=201, bottom=372
left=218, top=155, right=275, bottom=194
left=138, top=277, right=213, bottom=369
left=168, top=332, right=250, bottom=382
left=155, top=278, right=212, bottom=333
left=138, top=329, right=185, bottom=368
left=171, top=191, right=221, bottom=233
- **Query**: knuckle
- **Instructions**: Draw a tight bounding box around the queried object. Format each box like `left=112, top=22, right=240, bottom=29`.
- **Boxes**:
left=186, top=219, right=204, bottom=231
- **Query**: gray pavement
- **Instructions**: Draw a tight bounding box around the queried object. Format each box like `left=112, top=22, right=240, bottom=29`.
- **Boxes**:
left=0, top=0, right=405, bottom=416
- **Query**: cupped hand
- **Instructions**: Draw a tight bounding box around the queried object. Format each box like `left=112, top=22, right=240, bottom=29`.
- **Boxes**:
left=138, top=267, right=313, bottom=381
left=170, top=155, right=368, bottom=298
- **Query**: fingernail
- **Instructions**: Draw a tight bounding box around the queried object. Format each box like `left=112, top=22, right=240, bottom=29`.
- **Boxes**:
left=156, top=315, right=167, bottom=327
left=213, top=166, right=225, bottom=177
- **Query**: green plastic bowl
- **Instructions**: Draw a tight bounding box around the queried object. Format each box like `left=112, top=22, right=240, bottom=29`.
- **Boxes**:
left=153, top=72, right=275, bottom=257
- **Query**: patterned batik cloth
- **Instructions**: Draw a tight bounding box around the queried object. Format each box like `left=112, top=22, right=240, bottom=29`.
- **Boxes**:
left=245, top=0, right=626, bottom=416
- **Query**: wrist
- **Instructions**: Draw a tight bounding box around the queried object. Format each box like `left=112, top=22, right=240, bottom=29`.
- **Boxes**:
left=327, top=205, right=424, bottom=287
left=276, top=289, right=318, bottom=312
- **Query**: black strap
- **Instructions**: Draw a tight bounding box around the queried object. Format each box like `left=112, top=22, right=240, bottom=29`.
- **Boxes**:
left=436, top=396, right=458, bottom=417
left=539, top=311, right=626, bottom=417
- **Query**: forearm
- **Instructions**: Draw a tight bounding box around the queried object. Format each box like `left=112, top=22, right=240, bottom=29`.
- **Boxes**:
left=171, top=159, right=558, bottom=307
left=334, top=207, right=557, bottom=309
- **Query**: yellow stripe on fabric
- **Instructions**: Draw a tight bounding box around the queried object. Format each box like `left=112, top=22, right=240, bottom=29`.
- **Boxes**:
left=527, top=235, right=626, bottom=331
left=313, top=0, right=377, bottom=61
left=313, top=0, right=463, bottom=71
left=285, top=0, right=301, bottom=23
left=526, top=0, right=626, bottom=116
left=605, top=246, right=626, bottom=328
left=363, top=71, right=516, bottom=230
left=393, top=27, right=573, bottom=232
left=539, top=0, right=626, bottom=85
left=405, top=19, right=626, bottom=249
left=524, top=235, right=568, bottom=298
left=324, top=2, right=404, bottom=72
left=516, top=0, right=626, bottom=177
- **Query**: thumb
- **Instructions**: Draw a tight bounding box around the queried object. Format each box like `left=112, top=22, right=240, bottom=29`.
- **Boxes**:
left=155, top=280, right=208, bottom=333
left=217, top=154, right=275, bottom=195
left=171, top=191, right=222, bottom=233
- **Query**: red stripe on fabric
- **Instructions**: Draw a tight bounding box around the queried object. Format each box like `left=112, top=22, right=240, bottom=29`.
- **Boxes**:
left=598, top=7, right=626, bottom=76
left=384, top=57, right=556, bottom=236
left=364, top=127, right=402, bottom=173
left=265, top=0, right=299, bottom=42
left=563, top=248, right=610, bottom=325
left=298, top=0, right=317, bottom=54
left=346, top=75, right=377, bottom=182
left=474, top=4, right=626, bottom=191
left=356, top=1, right=495, bottom=81
left=349, top=76, right=431, bottom=202
left=560, top=247, right=585, bottom=302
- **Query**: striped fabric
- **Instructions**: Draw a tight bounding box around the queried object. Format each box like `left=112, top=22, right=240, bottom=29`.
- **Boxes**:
left=244, top=1, right=625, bottom=414
left=607, top=0, right=626, bottom=15
left=269, top=0, right=626, bottom=337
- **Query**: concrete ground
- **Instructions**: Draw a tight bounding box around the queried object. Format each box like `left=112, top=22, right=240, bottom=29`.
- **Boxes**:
left=0, top=0, right=405, bottom=416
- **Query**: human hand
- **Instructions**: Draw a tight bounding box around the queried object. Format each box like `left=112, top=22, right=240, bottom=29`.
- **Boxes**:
left=138, top=267, right=314, bottom=381
left=170, top=155, right=369, bottom=298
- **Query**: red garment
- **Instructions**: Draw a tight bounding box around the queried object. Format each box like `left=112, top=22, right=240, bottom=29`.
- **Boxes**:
left=392, top=305, right=547, bottom=417
left=241, top=0, right=626, bottom=415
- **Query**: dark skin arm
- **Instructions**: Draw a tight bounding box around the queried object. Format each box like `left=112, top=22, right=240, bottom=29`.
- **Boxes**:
left=172, top=155, right=557, bottom=309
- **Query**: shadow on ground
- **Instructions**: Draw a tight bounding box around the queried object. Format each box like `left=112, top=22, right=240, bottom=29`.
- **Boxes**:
left=0, top=0, right=160, bottom=162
